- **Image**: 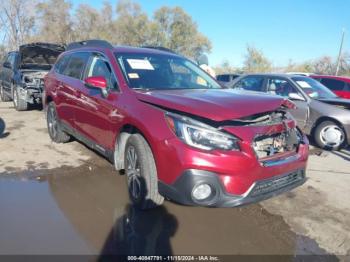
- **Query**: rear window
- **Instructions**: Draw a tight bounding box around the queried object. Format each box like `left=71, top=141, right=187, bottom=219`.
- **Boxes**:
left=321, top=78, right=346, bottom=91
left=63, top=52, right=90, bottom=79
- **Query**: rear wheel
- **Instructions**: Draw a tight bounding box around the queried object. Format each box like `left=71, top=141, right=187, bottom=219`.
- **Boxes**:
left=13, top=86, right=28, bottom=111
left=0, top=84, right=11, bottom=102
left=314, top=121, right=345, bottom=151
left=46, top=102, right=70, bottom=143
left=124, top=134, right=164, bottom=209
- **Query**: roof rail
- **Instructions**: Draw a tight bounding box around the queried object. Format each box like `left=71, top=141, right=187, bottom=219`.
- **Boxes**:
left=141, top=45, right=177, bottom=54
left=66, top=39, right=113, bottom=51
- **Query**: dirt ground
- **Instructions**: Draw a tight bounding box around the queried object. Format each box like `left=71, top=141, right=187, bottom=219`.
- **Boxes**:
left=0, top=101, right=349, bottom=258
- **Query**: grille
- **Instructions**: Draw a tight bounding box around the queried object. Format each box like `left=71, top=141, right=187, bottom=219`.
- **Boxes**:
left=249, top=170, right=305, bottom=197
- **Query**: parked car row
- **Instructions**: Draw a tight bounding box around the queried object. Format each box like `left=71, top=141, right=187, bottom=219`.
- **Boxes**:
left=0, top=40, right=314, bottom=210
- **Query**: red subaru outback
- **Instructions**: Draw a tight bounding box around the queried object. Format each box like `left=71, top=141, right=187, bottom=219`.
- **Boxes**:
left=44, top=40, right=309, bottom=209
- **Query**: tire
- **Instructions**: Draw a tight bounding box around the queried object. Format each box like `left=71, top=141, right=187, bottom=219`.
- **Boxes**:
left=124, top=134, right=164, bottom=209
left=0, top=84, right=11, bottom=102
left=13, top=86, right=28, bottom=111
left=46, top=102, right=70, bottom=143
left=314, top=121, right=346, bottom=151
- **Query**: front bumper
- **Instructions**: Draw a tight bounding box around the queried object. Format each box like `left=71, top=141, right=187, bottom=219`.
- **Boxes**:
left=18, top=86, right=42, bottom=104
left=159, top=168, right=306, bottom=207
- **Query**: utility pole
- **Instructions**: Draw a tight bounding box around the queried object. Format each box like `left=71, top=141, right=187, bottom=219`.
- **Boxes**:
left=335, top=29, right=345, bottom=76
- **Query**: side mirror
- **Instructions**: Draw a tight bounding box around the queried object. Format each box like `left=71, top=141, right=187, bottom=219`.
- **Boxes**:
left=3, top=62, right=12, bottom=69
left=84, top=76, right=108, bottom=97
left=84, top=76, right=107, bottom=90
left=288, top=93, right=304, bottom=101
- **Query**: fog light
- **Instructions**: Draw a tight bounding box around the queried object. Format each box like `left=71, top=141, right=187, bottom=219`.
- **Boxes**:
left=192, top=184, right=212, bottom=200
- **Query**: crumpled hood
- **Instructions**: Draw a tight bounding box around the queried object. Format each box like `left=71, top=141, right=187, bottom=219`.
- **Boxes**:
left=135, top=89, right=292, bottom=121
left=19, top=43, right=65, bottom=69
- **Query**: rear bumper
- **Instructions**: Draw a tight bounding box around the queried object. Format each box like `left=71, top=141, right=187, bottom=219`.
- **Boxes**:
left=159, top=169, right=306, bottom=207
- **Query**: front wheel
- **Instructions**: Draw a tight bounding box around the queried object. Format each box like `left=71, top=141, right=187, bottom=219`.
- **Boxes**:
left=124, top=134, right=164, bottom=209
left=314, top=121, right=346, bottom=151
left=13, top=86, right=28, bottom=111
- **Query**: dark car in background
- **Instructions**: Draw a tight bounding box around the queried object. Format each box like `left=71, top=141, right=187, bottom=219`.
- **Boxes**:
left=216, top=74, right=240, bottom=87
left=311, top=75, right=350, bottom=99
left=44, top=40, right=308, bottom=209
left=0, top=43, right=65, bottom=110
left=231, top=74, right=350, bottom=150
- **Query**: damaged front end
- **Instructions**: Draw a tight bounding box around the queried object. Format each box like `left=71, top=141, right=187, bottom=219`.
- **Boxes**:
left=19, top=71, right=47, bottom=104
left=17, top=43, right=65, bottom=105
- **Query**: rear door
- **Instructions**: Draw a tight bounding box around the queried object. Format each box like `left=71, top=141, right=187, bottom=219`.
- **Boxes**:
left=74, top=52, right=121, bottom=150
left=2, top=53, right=15, bottom=94
left=320, top=78, right=349, bottom=99
left=266, top=77, right=309, bottom=129
left=56, top=52, right=90, bottom=129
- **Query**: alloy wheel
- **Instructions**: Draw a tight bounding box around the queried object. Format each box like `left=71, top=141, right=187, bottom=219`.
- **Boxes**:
left=126, top=145, right=142, bottom=201
left=48, top=106, right=58, bottom=139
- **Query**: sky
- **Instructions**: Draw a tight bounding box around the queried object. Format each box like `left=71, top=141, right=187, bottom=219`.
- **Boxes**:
left=70, top=0, right=350, bottom=67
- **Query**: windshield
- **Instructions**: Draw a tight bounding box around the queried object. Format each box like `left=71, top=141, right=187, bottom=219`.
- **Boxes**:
left=291, top=76, right=337, bottom=99
left=115, top=52, right=221, bottom=90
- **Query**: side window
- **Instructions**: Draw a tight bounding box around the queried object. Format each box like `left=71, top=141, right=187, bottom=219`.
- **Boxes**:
left=54, top=55, right=70, bottom=74
left=63, top=52, right=90, bottom=79
left=86, top=54, right=118, bottom=90
left=267, top=78, right=299, bottom=97
left=321, top=78, right=345, bottom=91
left=8, top=53, right=16, bottom=68
left=346, top=83, right=350, bottom=91
left=234, top=76, right=265, bottom=92
left=217, top=75, right=230, bottom=82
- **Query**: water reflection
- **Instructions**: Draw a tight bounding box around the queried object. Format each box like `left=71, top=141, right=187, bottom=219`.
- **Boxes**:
left=0, top=164, right=335, bottom=257
left=101, top=205, right=177, bottom=255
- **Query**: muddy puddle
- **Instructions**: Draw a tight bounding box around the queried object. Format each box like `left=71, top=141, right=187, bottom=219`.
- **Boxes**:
left=0, top=156, right=337, bottom=260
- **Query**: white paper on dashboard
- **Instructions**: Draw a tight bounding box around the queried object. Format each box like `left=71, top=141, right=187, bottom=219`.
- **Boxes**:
left=296, top=81, right=311, bottom=88
left=128, top=73, right=140, bottom=79
left=127, top=59, right=154, bottom=70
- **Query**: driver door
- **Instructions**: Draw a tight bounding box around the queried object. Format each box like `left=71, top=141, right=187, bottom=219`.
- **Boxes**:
left=266, top=77, right=309, bottom=129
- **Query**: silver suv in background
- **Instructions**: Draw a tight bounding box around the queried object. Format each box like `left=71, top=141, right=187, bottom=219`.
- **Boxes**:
left=230, top=74, right=350, bottom=150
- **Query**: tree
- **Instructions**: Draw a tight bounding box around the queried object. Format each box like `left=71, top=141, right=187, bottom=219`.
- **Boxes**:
left=243, top=45, right=272, bottom=73
left=72, top=2, right=115, bottom=42
left=214, top=60, right=238, bottom=75
left=36, top=0, right=73, bottom=43
left=113, top=0, right=150, bottom=46
left=150, top=6, right=211, bottom=59
left=312, top=56, right=334, bottom=74
left=0, top=0, right=36, bottom=48
left=337, top=52, right=350, bottom=76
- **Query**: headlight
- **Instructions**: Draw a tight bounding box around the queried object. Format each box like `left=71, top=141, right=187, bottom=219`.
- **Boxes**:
left=165, top=112, right=240, bottom=151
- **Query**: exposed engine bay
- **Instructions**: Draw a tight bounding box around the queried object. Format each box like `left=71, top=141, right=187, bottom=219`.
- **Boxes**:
left=253, top=128, right=302, bottom=159
left=20, top=70, right=48, bottom=104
